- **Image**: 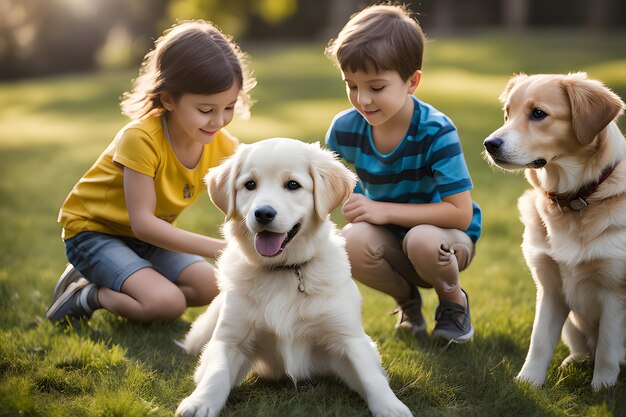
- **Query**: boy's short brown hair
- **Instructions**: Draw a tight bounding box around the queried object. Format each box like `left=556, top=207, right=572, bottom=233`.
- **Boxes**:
left=325, top=3, right=425, bottom=82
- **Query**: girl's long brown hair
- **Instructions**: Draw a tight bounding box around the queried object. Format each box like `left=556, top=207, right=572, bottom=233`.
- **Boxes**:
left=120, top=20, right=255, bottom=119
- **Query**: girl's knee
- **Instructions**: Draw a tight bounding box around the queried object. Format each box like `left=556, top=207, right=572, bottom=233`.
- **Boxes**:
left=142, top=289, right=187, bottom=320
left=178, top=262, right=218, bottom=306
left=187, top=282, right=216, bottom=306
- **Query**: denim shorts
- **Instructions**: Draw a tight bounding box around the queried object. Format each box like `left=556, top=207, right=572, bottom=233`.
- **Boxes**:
left=65, top=231, right=206, bottom=291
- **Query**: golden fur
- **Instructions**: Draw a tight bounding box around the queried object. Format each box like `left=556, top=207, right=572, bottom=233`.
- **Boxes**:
left=484, top=73, right=626, bottom=390
left=176, top=138, right=413, bottom=417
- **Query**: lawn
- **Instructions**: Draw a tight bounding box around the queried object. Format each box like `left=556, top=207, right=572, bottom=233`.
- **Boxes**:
left=1, top=30, right=626, bottom=417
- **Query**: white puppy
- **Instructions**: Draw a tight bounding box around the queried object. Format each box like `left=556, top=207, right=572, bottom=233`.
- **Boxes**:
left=484, top=73, right=626, bottom=390
left=176, top=138, right=413, bottom=417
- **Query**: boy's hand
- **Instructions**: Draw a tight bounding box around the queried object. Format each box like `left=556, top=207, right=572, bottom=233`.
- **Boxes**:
left=342, top=193, right=386, bottom=224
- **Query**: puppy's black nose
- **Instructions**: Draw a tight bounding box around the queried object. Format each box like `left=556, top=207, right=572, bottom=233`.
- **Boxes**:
left=255, top=205, right=276, bottom=224
left=483, top=137, right=503, bottom=153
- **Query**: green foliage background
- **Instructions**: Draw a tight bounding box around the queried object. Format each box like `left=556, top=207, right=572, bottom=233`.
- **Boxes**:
left=1, top=31, right=625, bottom=416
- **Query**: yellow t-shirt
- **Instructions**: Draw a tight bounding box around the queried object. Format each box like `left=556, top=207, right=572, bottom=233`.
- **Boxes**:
left=59, top=115, right=238, bottom=239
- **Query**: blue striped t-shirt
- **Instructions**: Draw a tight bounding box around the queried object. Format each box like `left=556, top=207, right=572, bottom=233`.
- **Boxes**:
left=325, top=96, right=482, bottom=242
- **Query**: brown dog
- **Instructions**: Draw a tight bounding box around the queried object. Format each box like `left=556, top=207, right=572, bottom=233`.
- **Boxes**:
left=484, top=72, right=626, bottom=390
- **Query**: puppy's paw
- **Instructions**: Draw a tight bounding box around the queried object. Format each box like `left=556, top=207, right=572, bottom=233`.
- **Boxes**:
left=591, top=369, right=619, bottom=391
left=515, top=369, right=545, bottom=387
left=175, top=395, right=214, bottom=417
left=560, top=352, right=586, bottom=367
left=371, top=398, right=413, bottom=417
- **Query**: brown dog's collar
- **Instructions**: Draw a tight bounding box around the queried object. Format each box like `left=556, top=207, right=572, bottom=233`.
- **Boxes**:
left=546, top=164, right=616, bottom=211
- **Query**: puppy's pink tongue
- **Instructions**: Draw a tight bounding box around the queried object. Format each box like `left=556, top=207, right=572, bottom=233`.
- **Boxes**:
left=255, top=231, right=287, bottom=257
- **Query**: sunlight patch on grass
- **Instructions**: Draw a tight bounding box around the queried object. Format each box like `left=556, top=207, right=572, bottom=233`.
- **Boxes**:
left=230, top=98, right=347, bottom=141
left=0, top=376, right=40, bottom=416
left=585, top=59, right=626, bottom=89
left=0, top=114, right=122, bottom=147
left=87, top=389, right=163, bottom=416
left=420, top=70, right=510, bottom=103
left=51, top=337, right=126, bottom=371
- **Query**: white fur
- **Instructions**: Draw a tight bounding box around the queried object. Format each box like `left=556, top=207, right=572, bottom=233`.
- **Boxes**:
left=176, top=138, right=413, bottom=417
left=484, top=73, right=626, bottom=391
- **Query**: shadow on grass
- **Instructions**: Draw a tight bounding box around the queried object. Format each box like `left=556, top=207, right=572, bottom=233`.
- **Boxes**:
left=393, top=329, right=626, bottom=417
left=78, top=314, right=196, bottom=377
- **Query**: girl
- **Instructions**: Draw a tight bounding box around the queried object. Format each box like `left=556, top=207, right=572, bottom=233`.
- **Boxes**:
left=46, top=20, right=255, bottom=323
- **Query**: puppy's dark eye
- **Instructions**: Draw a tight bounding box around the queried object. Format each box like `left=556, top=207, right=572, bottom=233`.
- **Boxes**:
left=286, top=180, right=300, bottom=190
left=244, top=181, right=256, bottom=190
left=530, top=108, right=547, bottom=120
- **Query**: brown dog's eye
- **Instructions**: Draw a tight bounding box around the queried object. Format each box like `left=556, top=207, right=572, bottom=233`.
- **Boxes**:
left=244, top=181, right=256, bottom=190
left=530, top=108, right=548, bottom=120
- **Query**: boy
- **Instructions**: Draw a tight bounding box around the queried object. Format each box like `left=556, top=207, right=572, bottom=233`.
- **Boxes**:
left=325, top=3, right=482, bottom=343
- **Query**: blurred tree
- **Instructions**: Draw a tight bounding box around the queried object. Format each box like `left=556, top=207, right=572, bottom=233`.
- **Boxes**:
left=0, top=0, right=107, bottom=78
left=432, top=0, right=454, bottom=34
left=322, top=0, right=361, bottom=39
left=0, top=0, right=168, bottom=79
left=586, top=0, right=612, bottom=30
left=166, top=0, right=297, bottom=37
left=503, top=0, right=528, bottom=31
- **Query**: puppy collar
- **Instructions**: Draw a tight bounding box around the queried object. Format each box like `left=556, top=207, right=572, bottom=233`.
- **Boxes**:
left=270, top=264, right=306, bottom=293
left=546, top=164, right=616, bottom=211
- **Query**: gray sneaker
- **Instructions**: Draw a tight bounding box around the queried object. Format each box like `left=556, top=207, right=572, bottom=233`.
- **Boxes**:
left=46, top=278, right=96, bottom=323
left=432, top=289, right=474, bottom=343
left=393, top=287, right=427, bottom=338
left=52, top=264, right=85, bottom=302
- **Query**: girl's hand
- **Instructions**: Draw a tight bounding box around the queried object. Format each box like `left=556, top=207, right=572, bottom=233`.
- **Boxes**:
left=342, top=193, right=387, bottom=225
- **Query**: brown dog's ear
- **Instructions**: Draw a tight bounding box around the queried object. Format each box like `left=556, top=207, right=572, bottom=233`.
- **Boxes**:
left=308, top=142, right=357, bottom=221
left=499, top=73, right=528, bottom=104
left=205, top=144, right=247, bottom=220
left=562, top=72, right=625, bottom=145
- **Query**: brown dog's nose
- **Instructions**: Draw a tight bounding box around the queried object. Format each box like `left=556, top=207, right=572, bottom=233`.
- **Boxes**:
left=483, top=137, right=503, bottom=154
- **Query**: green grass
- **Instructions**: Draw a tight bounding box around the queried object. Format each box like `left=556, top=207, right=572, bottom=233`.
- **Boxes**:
left=1, top=30, right=626, bottom=416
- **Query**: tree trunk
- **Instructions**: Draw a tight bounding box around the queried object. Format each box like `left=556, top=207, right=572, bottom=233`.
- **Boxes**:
left=323, top=0, right=362, bottom=40
left=502, top=0, right=529, bottom=31
left=586, top=0, right=611, bottom=30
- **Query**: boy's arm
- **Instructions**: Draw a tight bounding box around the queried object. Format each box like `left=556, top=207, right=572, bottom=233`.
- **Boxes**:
left=342, top=190, right=473, bottom=231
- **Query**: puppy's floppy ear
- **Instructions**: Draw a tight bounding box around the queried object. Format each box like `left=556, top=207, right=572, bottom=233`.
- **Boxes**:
left=205, top=144, right=247, bottom=220
left=562, top=72, right=625, bottom=145
left=308, top=142, right=357, bottom=221
left=499, top=73, right=528, bottom=104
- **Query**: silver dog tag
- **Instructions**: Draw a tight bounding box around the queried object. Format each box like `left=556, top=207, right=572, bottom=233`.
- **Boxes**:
left=569, top=197, right=587, bottom=211
left=295, top=266, right=305, bottom=293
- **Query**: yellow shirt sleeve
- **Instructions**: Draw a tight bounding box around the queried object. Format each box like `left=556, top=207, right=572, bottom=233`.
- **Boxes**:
left=113, top=127, right=161, bottom=177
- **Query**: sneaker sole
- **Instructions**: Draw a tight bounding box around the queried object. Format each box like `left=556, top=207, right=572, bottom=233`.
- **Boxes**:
left=432, top=325, right=475, bottom=344
left=46, top=280, right=90, bottom=322
left=52, top=265, right=84, bottom=302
